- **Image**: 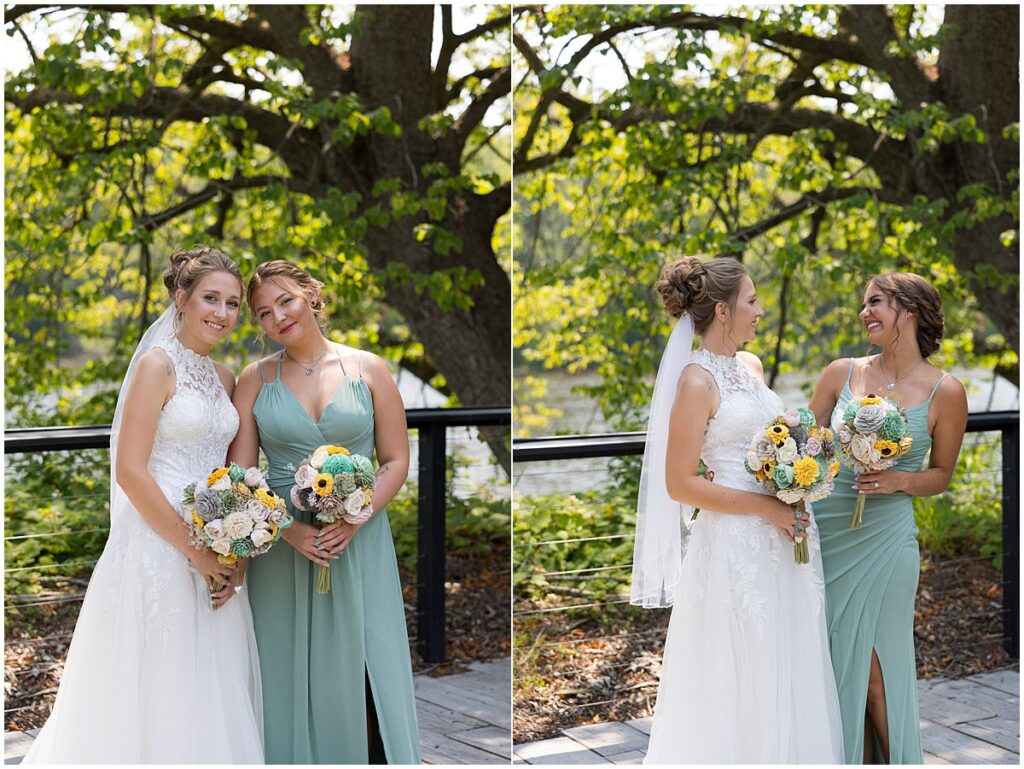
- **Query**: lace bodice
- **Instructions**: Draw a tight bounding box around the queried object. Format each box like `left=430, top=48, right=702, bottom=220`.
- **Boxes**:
left=147, top=335, right=239, bottom=513
left=688, top=348, right=783, bottom=494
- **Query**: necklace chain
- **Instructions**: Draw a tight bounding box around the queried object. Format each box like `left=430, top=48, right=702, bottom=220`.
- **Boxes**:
left=876, top=354, right=925, bottom=392
left=285, top=344, right=329, bottom=377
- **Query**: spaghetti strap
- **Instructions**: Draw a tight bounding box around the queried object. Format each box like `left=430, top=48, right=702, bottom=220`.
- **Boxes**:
left=845, top=358, right=856, bottom=386
left=337, top=347, right=348, bottom=377
left=926, top=373, right=948, bottom=402
left=358, top=352, right=364, bottom=378
left=274, top=353, right=283, bottom=381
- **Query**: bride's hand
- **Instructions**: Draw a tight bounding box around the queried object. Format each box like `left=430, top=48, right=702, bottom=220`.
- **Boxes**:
left=210, top=559, right=247, bottom=608
left=282, top=519, right=332, bottom=567
left=187, top=548, right=236, bottom=589
left=762, top=498, right=807, bottom=543
left=315, top=519, right=366, bottom=556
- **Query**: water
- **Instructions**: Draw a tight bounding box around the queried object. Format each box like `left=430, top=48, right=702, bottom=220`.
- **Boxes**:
left=514, top=366, right=1019, bottom=497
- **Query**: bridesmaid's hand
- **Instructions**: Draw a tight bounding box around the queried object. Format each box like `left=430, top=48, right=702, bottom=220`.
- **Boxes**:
left=283, top=520, right=333, bottom=567
left=211, top=559, right=247, bottom=608
left=854, top=470, right=908, bottom=494
left=316, top=520, right=366, bottom=556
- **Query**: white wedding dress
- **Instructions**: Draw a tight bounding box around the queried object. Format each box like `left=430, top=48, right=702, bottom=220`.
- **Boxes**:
left=644, top=348, right=843, bottom=764
left=23, top=334, right=264, bottom=764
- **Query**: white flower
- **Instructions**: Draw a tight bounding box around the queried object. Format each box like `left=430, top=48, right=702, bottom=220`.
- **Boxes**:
left=777, top=488, right=805, bottom=504
left=775, top=438, right=799, bottom=465
left=784, top=410, right=802, bottom=428
left=269, top=508, right=288, bottom=526
left=850, top=434, right=880, bottom=465
left=250, top=528, right=272, bottom=548
left=745, top=450, right=761, bottom=471
left=295, top=464, right=318, bottom=487
left=309, top=450, right=329, bottom=470
left=210, top=537, right=232, bottom=556
left=243, top=467, right=264, bottom=488
left=344, top=505, right=373, bottom=525
left=344, top=489, right=367, bottom=516
left=203, top=519, right=226, bottom=540
left=209, top=473, right=232, bottom=492
left=289, top=486, right=308, bottom=511
left=838, top=425, right=853, bottom=444
left=246, top=500, right=270, bottom=522
left=223, top=511, right=254, bottom=539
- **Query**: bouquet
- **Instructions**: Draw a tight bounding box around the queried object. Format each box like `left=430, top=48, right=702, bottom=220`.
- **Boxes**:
left=836, top=394, right=913, bottom=528
left=184, top=463, right=293, bottom=594
left=745, top=407, right=840, bottom=564
left=289, top=444, right=376, bottom=594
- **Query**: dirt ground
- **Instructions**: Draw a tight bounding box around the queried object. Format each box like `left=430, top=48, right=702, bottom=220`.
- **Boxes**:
left=513, top=550, right=1017, bottom=742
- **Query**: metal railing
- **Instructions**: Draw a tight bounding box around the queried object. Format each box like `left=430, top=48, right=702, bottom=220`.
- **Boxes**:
left=513, top=410, right=1020, bottom=658
left=5, top=406, right=510, bottom=664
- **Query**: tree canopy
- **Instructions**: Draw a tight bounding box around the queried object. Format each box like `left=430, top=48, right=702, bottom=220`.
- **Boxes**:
left=5, top=5, right=511, bottom=462
left=513, top=4, right=1019, bottom=431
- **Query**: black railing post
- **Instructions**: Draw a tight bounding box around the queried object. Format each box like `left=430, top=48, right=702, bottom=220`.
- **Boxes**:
left=1001, top=422, right=1019, bottom=658
left=416, top=422, right=447, bottom=663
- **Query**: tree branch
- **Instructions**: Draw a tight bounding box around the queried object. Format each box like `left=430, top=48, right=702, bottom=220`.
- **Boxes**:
left=450, top=66, right=512, bottom=149
left=250, top=6, right=349, bottom=98
left=445, top=66, right=504, bottom=104
left=135, top=175, right=287, bottom=231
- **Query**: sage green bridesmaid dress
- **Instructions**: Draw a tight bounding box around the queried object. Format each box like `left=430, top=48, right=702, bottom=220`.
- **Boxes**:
left=815, top=359, right=946, bottom=764
left=247, top=352, right=420, bottom=764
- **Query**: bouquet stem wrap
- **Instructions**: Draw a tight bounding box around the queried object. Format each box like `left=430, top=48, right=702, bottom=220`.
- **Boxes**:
left=794, top=501, right=810, bottom=564
left=315, top=563, right=331, bottom=594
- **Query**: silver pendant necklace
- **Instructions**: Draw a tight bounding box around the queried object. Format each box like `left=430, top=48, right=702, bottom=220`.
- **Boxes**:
left=877, top=355, right=925, bottom=392
left=285, top=345, right=328, bottom=376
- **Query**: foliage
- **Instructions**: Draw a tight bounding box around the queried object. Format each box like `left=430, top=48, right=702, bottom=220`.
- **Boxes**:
left=5, top=5, right=512, bottom=439
left=512, top=5, right=1018, bottom=434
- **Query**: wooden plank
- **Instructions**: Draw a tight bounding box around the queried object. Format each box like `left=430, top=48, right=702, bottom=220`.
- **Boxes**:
left=928, top=678, right=1019, bottom=719
left=414, top=677, right=509, bottom=728
left=420, top=729, right=509, bottom=765
left=562, top=721, right=649, bottom=757
left=950, top=719, right=1020, bottom=755
left=448, top=725, right=511, bottom=759
left=971, top=671, right=1020, bottom=697
left=623, top=717, right=653, bottom=736
left=918, top=689, right=997, bottom=726
left=923, top=750, right=955, bottom=764
left=415, top=697, right=488, bottom=735
left=920, top=718, right=1020, bottom=764
left=514, top=736, right=611, bottom=765
left=607, top=749, right=646, bottom=764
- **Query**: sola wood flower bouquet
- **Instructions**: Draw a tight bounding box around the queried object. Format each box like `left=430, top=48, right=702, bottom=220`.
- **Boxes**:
left=836, top=394, right=913, bottom=528
left=745, top=407, right=840, bottom=564
left=290, top=444, right=375, bottom=594
left=184, top=463, right=293, bottom=594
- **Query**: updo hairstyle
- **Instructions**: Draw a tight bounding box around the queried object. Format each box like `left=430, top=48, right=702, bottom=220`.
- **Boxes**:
left=246, top=260, right=329, bottom=324
left=162, top=245, right=243, bottom=306
left=656, top=256, right=748, bottom=334
left=867, top=273, right=945, bottom=357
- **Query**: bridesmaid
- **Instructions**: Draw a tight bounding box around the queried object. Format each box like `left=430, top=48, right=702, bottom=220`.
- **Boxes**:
left=229, top=260, right=420, bottom=764
left=809, top=272, right=967, bottom=764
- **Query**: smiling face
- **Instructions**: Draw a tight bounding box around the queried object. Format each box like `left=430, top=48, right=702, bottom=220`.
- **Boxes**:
left=250, top=277, right=318, bottom=345
left=175, top=271, right=241, bottom=348
left=725, top=274, right=764, bottom=344
left=859, top=281, right=905, bottom=347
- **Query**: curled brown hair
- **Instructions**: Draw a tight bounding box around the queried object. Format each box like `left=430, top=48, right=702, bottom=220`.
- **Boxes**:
left=867, top=273, right=945, bottom=357
left=163, top=245, right=242, bottom=303
left=246, top=260, right=328, bottom=322
left=656, top=256, right=748, bottom=334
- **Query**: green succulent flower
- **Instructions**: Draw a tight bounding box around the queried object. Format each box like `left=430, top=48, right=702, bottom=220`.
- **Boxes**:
left=880, top=411, right=908, bottom=441
left=842, top=402, right=858, bottom=424
left=230, top=539, right=253, bottom=558
left=228, top=463, right=246, bottom=483
left=771, top=464, right=795, bottom=489
left=350, top=454, right=375, bottom=486
left=336, top=472, right=357, bottom=496
left=321, top=454, right=354, bottom=476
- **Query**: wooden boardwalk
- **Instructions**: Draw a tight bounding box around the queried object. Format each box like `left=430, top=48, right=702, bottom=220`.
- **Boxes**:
left=514, top=669, right=1019, bottom=764
left=4, top=657, right=511, bottom=765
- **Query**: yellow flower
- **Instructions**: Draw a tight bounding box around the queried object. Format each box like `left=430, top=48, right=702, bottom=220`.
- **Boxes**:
left=822, top=428, right=834, bottom=442
left=232, top=482, right=252, bottom=498
left=898, top=435, right=914, bottom=453
left=254, top=488, right=277, bottom=507
left=363, top=488, right=373, bottom=505
left=766, top=424, right=789, bottom=445
left=191, top=510, right=204, bottom=529
left=755, top=469, right=767, bottom=483
left=828, top=460, right=840, bottom=479
left=314, top=473, right=334, bottom=497
left=772, top=416, right=788, bottom=426
left=325, top=445, right=350, bottom=456
left=860, top=395, right=882, bottom=406
left=217, top=553, right=238, bottom=565
left=269, top=525, right=279, bottom=539
left=207, top=467, right=230, bottom=487
left=760, top=459, right=776, bottom=475
left=793, top=457, right=821, bottom=486
left=875, top=439, right=899, bottom=459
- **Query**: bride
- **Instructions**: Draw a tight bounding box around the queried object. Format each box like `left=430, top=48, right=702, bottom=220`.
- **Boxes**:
left=633, top=256, right=843, bottom=763
left=22, top=246, right=263, bottom=764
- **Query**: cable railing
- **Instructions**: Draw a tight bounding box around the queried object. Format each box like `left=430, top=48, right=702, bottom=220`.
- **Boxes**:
left=5, top=406, right=510, bottom=666
left=511, top=410, right=1019, bottom=720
